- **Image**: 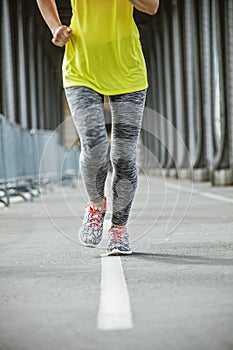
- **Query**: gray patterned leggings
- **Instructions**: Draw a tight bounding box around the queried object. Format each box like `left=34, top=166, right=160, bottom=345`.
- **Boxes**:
left=65, top=86, right=147, bottom=226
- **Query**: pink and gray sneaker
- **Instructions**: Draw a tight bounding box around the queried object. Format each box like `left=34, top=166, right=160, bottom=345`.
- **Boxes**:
left=104, top=225, right=132, bottom=256
left=79, top=196, right=107, bottom=247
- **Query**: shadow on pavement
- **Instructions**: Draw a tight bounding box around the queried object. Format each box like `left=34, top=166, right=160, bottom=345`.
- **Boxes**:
left=129, top=252, right=233, bottom=266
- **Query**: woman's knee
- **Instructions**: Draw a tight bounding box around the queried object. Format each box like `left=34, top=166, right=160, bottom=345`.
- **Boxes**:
left=111, top=157, right=137, bottom=181
left=81, top=135, right=109, bottom=164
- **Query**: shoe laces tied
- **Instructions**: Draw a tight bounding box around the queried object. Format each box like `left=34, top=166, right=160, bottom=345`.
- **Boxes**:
left=110, top=227, right=126, bottom=243
left=86, top=205, right=104, bottom=228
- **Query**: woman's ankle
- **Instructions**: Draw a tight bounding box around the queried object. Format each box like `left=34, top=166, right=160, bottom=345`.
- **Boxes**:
left=111, top=223, right=127, bottom=230
left=90, top=200, right=104, bottom=210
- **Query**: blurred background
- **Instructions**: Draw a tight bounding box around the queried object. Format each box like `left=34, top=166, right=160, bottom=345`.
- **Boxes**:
left=0, top=0, right=233, bottom=207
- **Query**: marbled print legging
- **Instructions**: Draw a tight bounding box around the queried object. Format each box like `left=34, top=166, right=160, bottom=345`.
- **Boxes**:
left=65, top=86, right=147, bottom=226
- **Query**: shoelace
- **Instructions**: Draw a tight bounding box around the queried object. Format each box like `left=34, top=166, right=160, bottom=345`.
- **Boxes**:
left=87, top=205, right=104, bottom=228
left=110, top=227, right=126, bottom=243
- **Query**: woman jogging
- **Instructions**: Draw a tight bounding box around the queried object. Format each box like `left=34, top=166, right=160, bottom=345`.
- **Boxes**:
left=36, top=0, right=159, bottom=256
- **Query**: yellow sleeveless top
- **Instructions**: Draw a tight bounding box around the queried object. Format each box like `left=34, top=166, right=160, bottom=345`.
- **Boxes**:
left=62, top=0, right=148, bottom=95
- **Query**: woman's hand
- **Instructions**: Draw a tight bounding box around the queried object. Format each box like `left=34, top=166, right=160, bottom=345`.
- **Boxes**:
left=52, top=25, right=72, bottom=47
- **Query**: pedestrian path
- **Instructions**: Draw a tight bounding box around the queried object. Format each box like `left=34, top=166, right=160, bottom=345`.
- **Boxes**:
left=0, top=174, right=233, bottom=350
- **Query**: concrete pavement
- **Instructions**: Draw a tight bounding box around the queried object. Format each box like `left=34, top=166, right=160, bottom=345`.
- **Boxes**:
left=0, top=174, right=233, bottom=350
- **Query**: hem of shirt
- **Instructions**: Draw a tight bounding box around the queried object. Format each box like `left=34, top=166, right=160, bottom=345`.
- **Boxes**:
left=63, top=80, right=148, bottom=96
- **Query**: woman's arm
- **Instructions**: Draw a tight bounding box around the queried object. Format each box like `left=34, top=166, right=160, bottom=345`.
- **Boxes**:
left=36, top=0, right=72, bottom=47
left=128, top=0, right=159, bottom=15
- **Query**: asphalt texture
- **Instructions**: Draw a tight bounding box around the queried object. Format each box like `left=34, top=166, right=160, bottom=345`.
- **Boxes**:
left=0, top=174, right=233, bottom=350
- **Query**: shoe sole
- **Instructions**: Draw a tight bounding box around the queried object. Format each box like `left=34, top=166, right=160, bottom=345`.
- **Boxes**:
left=101, top=248, right=133, bottom=257
left=84, top=243, right=98, bottom=248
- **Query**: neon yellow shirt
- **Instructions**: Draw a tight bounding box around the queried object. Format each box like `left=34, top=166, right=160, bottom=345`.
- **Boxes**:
left=62, top=0, right=148, bottom=95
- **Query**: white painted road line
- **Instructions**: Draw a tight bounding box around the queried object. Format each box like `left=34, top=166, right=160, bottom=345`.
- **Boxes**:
left=198, top=191, right=233, bottom=204
left=166, top=181, right=195, bottom=194
left=103, top=218, right=111, bottom=230
left=97, top=256, right=133, bottom=331
left=166, top=181, right=233, bottom=204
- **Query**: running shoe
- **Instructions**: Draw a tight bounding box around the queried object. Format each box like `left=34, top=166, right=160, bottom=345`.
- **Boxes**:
left=79, top=196, right=106, bottom=247
left=104, top=226, right=132, bottom=256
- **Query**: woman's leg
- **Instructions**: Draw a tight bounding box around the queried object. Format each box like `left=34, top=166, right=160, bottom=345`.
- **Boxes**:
left=65, top=86, right=109, bottom=246
left=65, top=86, right=109, bottom=203
left=109, top=89, right=147, bottom=227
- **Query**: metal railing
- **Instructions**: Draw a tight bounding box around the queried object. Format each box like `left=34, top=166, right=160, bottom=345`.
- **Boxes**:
left=0, top=114, right=80, bottom=206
